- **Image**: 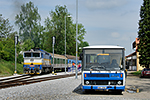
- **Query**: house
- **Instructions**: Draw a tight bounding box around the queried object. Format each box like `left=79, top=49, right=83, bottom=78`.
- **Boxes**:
left=126, top=52, right=137, bottom=71
left=126, top=38, right=144, bottom=71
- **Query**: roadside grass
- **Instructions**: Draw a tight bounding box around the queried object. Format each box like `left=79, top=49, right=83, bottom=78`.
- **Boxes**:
left=0, top=59, right=23, bottom=77
left=131, top=71, right=141, bottom=75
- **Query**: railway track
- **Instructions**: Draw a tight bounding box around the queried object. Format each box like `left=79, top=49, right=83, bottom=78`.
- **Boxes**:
left=0, top=72, right=81, bottom=89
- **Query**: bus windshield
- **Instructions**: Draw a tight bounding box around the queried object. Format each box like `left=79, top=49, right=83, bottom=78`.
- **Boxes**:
left=84, top=49, right=124, bottom=71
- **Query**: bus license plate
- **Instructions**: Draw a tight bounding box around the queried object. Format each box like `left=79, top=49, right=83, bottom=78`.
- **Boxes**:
left=98, top=87, right=106, bottom=89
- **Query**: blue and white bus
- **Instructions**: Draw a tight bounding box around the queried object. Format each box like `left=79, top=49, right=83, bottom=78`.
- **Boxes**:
left=80, top=45, right=126, bottom=93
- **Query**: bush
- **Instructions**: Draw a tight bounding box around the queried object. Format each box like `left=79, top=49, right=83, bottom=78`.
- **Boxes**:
left=17, top=54, right=23, bottom=64
left=131, top=71, right=141, bottom=75
left=0, top=51, right=10, bottom=61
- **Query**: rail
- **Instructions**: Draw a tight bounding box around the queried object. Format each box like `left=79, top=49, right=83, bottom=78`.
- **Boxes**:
left=0, top=72, right=81, bottom=89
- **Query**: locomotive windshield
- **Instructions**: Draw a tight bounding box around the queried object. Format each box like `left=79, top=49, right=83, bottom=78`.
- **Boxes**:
left=33, top=53, right=40, bottom=57
left=84, top=49, right=124, bottom=71
left=24, top=52, right=40, bottom=58
left=24, top=53, right=31, bottom=57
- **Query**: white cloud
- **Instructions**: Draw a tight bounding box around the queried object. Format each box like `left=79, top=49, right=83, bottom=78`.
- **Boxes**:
left=111, top=32, right=120, bottom=38
left=85, top=0, right=128, bottom=10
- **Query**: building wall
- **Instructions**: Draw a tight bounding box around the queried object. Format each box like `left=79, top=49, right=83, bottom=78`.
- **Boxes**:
left=135, top=38, right=144, bottom=71
left=136, top=52, right=144, bottom=71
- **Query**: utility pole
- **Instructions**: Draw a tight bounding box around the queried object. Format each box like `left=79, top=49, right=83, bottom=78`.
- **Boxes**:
left=52, top=36, right=55, bottom=74
left=65, top=16, right=66, bottom=73
left=65, top=15, right=71, bottom=73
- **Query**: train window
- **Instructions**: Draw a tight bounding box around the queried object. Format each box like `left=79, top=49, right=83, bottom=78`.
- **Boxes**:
left=57, top=58, right=59, bottom=64
left=24, top=53, right=31, bottom=57
left=52, top=58, right=53, bottom=63
left=60, top=59, right=62, bottom=64
left=63, top=59, right=65, bottom=64
left=61, top=59, right=63, bottom=64
left=54, top=58, right=57, bottom=64
left=69, top=61, right=71, bottom=64
left=33, top=53, right=40, bottom=57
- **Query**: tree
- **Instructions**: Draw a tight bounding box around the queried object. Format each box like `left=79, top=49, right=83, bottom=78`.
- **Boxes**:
left=0, top=37, right=15, bottom=61
left=44, top=5, right=74, bottom=54
left=44, top=5, right=87, bottom=56
left=78, top=41, right=89, bottom=55
left=15, top=1, right=41, bottom=47
left=22, top=38, right=35, bottom=51
left=138, top=0, right=150, bottom=68
left=0, top=14, right=14, bottom=39
left=0, top=14, right=15, bottom=61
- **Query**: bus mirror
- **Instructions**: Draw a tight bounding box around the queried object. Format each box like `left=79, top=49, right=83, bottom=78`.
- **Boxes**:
left=79, top=53, right=83, bottom=60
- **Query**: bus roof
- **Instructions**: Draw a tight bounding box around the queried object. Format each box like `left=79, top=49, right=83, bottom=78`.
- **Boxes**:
left=83, top=45, right=124, bottom=49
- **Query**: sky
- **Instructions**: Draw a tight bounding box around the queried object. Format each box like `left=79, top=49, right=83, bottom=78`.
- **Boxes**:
left=0, top=0, right=143, bottom=55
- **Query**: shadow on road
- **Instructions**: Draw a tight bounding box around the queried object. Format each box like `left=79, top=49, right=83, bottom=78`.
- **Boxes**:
left=72, top=84, right=123, bottom=95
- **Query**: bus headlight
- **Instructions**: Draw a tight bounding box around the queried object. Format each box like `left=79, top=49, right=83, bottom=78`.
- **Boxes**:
left=118, top=81, right=122, bottom=85
left=85, top=81, right=90, bottom=85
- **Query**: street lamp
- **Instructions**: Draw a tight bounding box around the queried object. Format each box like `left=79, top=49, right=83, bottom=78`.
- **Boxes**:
left=65, top=15, right=71, bottom=73
left=75, top=0, right=78, bottom=79
left=14, top=35, right=18, bottom=75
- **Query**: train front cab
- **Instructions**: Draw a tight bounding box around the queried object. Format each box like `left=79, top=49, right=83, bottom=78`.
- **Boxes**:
left=23, top=49, right=52, bottom=74
left=81, top=46, right=126, bottom=93
left=23, top=51, right=43, bottom=74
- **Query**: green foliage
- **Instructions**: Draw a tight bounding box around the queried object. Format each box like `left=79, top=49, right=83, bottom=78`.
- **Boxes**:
left=44, top=5, right=87, bottom=56
left=22, top=38, right=35, bottom=51
left=17, top=54, right=23, bottom=64
left=131, top=71, right=141, bottom=75
left=15, top=1, right=41, bottom=47
left=0, top=37, right=14, bottom=61
left=0, top=59, right=23, bottom=76
left=138, top=0, right=150, bottom=68
left=78, top=41, right=89, bottom=55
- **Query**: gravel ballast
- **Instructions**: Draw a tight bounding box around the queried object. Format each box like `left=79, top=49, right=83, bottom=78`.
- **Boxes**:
left=0, top=75, right=150, bottom=100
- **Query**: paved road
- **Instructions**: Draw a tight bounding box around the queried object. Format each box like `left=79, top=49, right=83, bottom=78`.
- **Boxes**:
left=73, top=76, right=150, bottom=100
left=0, top=75, right=150, bottom=100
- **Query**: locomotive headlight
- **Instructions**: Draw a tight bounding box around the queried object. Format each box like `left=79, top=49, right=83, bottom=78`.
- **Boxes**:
left=118, top=81, right=122, bottom=85
left=85, top=81, right=90, bottom=85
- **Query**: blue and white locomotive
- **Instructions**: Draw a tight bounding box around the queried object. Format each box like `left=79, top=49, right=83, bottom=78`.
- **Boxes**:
left=80, top=45, right=126, bottom=93
left=23, top=48, right=52, bottom=74
left=23, top=48, right=82, bottom=74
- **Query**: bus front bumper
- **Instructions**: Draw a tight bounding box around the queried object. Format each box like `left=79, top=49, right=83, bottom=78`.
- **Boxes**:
left=82, top=85, right=125, bottom=91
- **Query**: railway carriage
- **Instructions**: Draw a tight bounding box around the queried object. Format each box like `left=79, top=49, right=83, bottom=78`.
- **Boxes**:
left=80, top=45, right=126, bottom=93
left=49, top=53, right=68, bottom=71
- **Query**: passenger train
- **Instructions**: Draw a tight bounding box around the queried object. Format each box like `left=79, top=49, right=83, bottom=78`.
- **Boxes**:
left=23, top=48, right=81, bottom=74
left=80, top=45, right=126, bottom=94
